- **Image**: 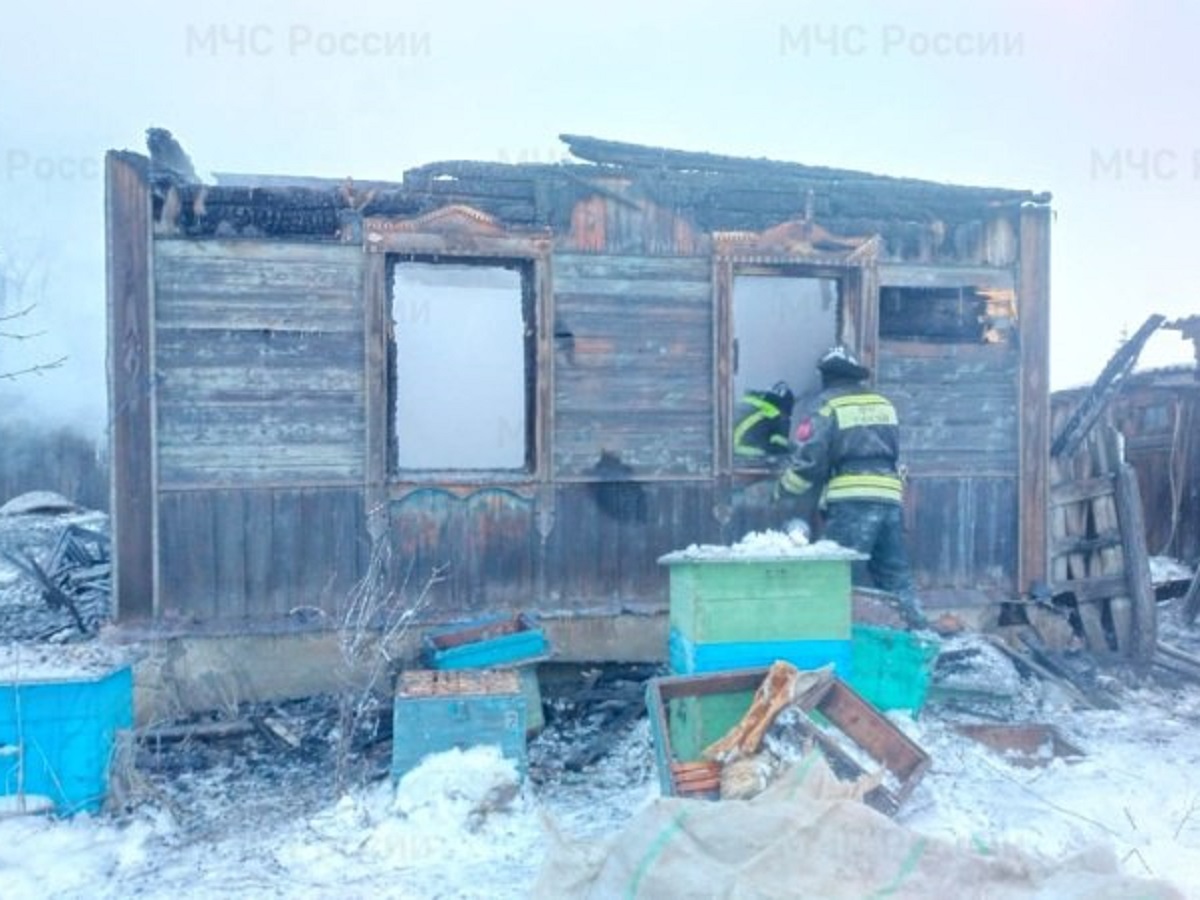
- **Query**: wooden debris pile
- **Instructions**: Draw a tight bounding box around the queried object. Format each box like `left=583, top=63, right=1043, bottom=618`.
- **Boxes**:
left=952, top=723, right=1085, bottom=769
left=1045, top=424, right=1155, bottom=661
left=1036, top=311, right=1200, bottom=694
left=1153, top=640, right=1200, bottom=682
left=527, top=663, right=658, bottom=782
left=132, top=693, right=387, bottom=782
left=1, top=518, right=112, bottom=641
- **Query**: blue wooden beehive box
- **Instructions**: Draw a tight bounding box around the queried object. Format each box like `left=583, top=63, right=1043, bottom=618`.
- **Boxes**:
left=422, top=613, right=548, bottom=669
left=392, top=669, right=528, bottom=781
left=422, top=613, right=548, bottom=733
left=0, top=663, right=133, bottom=815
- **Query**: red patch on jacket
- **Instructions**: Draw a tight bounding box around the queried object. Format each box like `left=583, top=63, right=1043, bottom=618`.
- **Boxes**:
left=795, top=418, right=813, bottom=442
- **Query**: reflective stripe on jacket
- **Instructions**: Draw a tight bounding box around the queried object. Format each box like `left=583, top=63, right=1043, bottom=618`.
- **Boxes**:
left=734, top=393, right=791, bottom=457
left=780, top=386, right=903, bottom=506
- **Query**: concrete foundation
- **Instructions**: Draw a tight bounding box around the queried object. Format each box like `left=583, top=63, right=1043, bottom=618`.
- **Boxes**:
left=104, top=603, right=1001, bottom=725
left=105, top=613, right=670, bottom=725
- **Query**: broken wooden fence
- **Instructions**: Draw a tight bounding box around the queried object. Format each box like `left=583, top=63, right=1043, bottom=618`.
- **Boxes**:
left=1048, top=422, right=1156, bottom=661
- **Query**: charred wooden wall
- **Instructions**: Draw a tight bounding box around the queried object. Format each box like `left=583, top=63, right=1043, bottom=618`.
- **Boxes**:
left=151, top=239, right=371, bottom=619
left=389, top=483, right=726, bottom=621
left=108, top=141, right=1053, bottom=632
left=381, top=209, right=722, bottom=623
left=157, top=486, right=369, bottom=621
left=1125, top=391, right=1200, bottom=563
left=153, top=240, right=365, bottom=486
left=878, top=342, right=1020, bottom=598
left=552, top=253, right=713, bottom=477
left=871, top=226, right=1028, bottom=601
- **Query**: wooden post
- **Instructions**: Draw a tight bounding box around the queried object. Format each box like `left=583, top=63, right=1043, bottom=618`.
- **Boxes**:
left=105, top=152, right=156, bottom=620
left=1072, top=438, right=1109, bottom=652
left=1018, top=205, right=1052, bottom=594
left=1091, top=431, right=1128, bottom=653
left=1112, top=449, right=1158, bottom=662
left=362, top=251, right=389, bottom=542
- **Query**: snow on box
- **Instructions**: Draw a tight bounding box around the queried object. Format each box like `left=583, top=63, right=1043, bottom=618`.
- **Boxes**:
left=659, top=529, right=866, bottom=563
left=660, top=530, right=859, bottom=644
left=0, top=641, right=132, bottom=682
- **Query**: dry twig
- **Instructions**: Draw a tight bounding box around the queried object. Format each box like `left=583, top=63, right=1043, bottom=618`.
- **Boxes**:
left=331, top=535, right=446, bottom=792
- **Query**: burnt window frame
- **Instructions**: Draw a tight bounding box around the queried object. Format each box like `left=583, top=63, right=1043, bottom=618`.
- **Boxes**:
left=386, top=254, right=538, bottom=475
left=879, top=285, right=991, bottom=343
left=362, top=216, right=552, bottom=490
left=714, top=252, right=873, bottom=476
left=728, top=264, right=846, bottom=472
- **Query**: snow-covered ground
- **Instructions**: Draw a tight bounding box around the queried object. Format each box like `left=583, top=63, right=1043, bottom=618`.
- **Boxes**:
left=0, top=710, right=657, bottom=899
left=2, top=613, right=1199, bottom=898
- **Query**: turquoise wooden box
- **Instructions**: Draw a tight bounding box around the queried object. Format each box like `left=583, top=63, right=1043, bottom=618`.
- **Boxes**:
left=0, top=663, right=133, bottom=815
left=849, top=625, right=940, bottom=714
left=669, top=628, right=853, bottom=678
left=421, top=613, right=548, bottom=733
left=422, top=613, right=548, bottom=669
left=392, top=669, right=528, bottom=781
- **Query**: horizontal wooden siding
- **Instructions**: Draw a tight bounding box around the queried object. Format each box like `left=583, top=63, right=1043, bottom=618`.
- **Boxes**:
left=154, top=240, right=365, bottom=486
left=553, top=254, right=713, bottom=478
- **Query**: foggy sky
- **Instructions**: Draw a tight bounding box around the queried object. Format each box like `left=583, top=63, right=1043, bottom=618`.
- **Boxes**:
left=2, top=0, right=1196, bottom=441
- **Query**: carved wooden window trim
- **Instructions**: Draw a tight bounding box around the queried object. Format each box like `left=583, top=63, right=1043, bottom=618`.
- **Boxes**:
left=362, top=207, right=553, bottom=490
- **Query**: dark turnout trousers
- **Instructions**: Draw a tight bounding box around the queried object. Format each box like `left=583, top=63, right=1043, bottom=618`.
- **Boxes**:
left=822, top=499, right=927, bottom=628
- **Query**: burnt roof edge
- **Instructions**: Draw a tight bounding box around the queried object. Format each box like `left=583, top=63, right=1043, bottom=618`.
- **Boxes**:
left=559, top=133, right=1052, bottom=204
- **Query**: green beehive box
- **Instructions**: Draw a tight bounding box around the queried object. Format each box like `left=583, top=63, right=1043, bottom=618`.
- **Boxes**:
left=662, top=554, right=854, bottom=644
left=667, top=690, right=756, bottom=762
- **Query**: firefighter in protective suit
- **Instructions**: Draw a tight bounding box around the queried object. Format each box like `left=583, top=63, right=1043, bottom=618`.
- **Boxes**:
left=776, top=345, right=928, bottom=630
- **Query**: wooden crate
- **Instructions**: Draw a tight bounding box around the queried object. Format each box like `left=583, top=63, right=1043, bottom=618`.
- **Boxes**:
left=667, top=688, right=759, bottom=763
left=661, top=554, right=853, bottom=644
left=392, top=670, right=527, bottom=780
left=421, top=613, right=548, bottom=733
left=422, top=613, right=548, bottom=669
left=645, top=667, right=930, bottom=816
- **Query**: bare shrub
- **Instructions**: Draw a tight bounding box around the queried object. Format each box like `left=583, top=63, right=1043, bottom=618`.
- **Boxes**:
left=330, top=533, right=446, bottom=792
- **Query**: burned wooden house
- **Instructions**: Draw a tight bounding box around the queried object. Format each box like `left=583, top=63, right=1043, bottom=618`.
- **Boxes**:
left=106, top=132, right=1052, bottom=657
